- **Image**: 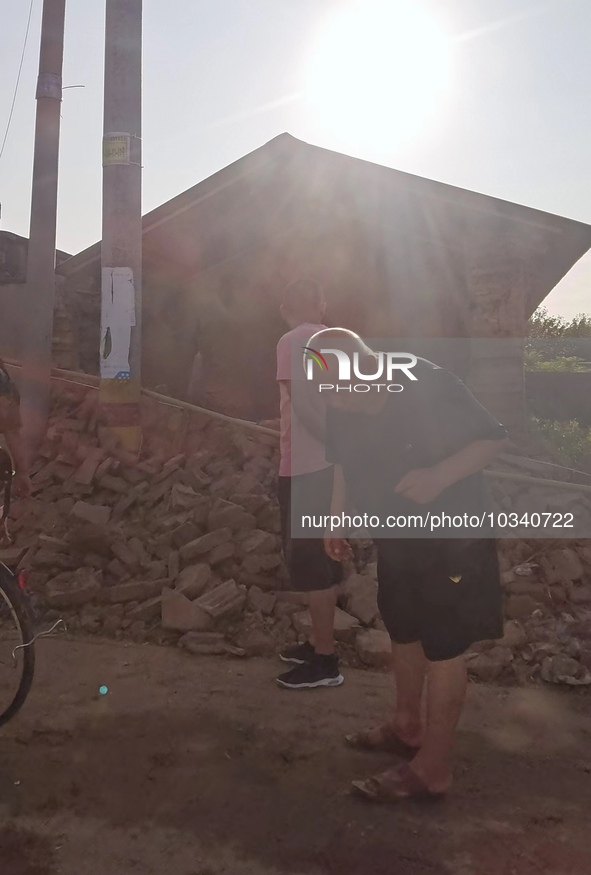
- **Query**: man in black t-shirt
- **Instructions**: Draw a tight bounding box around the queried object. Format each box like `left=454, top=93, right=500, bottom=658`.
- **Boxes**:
left=305, top=328, right=508, bottom=803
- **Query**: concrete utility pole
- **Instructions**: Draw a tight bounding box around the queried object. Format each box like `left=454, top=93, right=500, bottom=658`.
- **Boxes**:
left=99, top=0, right=143, bottom=453
left=21, top=0, right=66, bottom=462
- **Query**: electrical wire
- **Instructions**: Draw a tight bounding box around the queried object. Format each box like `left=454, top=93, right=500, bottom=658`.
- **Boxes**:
left=0, top=0, right=36, bottom=164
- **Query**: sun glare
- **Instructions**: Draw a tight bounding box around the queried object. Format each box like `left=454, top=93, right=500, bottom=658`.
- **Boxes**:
left=304, top=1, right=451, bottom=152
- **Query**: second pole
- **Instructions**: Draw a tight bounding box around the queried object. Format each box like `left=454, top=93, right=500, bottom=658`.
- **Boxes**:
left=99, top=0, right=143, bottom=453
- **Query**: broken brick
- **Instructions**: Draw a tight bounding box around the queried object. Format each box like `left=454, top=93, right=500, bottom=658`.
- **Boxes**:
left=195, top=579, right=246, bottom=620
left=74, top=448, right=105, bottom=485
left=63, top=479, right=94, bottom=496
left=106, top=559, right=128, bottom=581
left=170, top=483, right=200, bottom=511
left=179, top=467, right=211, bottom=492
left=175, top=563, right=213, bottom=599
left=111, top=542, right=142, bottom=571
left=31, top=461, right=56, bottom=485
left=154, top=454, right=186, bottom=484
left=102, top=578, right=169, bottom=604
left=171, top=521, right=201, bottom=549
left=94, top=457, right=113, bottom=480
left=71, top=501, right=111, bottom=527
left=112, top=448, right=140, bottom=468
left=46, top=568, right=103, bottom=608
left=179, top=528, right=232, bottom=565
left=207, top=500, right=256, bottom=533
left=239, top=529, right=278, bottom=555
left=168, top=550, right=180, bottom=581
left=147, top=560, right=168, bottom=579
left=0, top=546, right=27, bottom=566
left=120, top=467, right=146, bottom=486
left=207, top=542, right=235, bottom=566
left=98, top=474, right=129, bottom=494
left=127, top=596, right=163, bottom=622
left=161, top=587, right=214, bottom=632
left=112, top=490, right=140, bottom=519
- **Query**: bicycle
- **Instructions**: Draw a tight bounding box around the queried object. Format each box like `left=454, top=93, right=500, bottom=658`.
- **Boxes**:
left=0, top=448, right=65, bottom=728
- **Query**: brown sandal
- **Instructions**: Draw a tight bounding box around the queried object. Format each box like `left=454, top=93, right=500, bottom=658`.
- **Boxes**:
left=351, top=763, right=447, bottom=804
left=345, top=724, right=420, bottom=759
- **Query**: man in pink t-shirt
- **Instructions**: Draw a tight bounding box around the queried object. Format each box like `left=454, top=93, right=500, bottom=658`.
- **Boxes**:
left=275, top=279, right=344, bottom=689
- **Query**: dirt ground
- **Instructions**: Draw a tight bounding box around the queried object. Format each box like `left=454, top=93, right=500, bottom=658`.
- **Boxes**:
left=1, top=637, right=591, bottom=875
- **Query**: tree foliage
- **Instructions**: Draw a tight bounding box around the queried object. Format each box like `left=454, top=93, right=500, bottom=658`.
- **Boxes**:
left=526, top=307, right=591, bottom=363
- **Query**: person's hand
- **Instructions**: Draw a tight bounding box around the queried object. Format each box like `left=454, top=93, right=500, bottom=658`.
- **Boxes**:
left=324, top=536, right=353, bottom=562
left=394, top=467, right=448, bottom=505
left=13, top=471, right=32, bottom=499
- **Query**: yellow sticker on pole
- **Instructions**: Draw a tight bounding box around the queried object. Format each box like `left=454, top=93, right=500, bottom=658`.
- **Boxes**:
left=103, top=133, right=131, bottom=165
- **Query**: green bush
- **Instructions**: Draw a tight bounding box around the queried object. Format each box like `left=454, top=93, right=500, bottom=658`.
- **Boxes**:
left=528, top=415, right=591, bottom=466
left=524, top=350, right=589, bottom=372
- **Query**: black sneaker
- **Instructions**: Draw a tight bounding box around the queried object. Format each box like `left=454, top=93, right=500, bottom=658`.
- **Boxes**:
left=276, top=655, right=344, bottom=689
left=279, top=640, right=316, bottom=665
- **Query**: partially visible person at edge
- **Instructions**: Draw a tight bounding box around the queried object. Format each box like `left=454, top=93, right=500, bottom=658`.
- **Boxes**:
left=310, top=327, right=508, bottom=802
left=0, top=358, right=32, bottom=516
left=274, top=279, right=345, bottom=689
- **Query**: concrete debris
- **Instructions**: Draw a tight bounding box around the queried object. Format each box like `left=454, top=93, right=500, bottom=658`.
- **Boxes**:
left=540, top=654, right=591, bottom=686
left=161, top=588, right=214, bottom=632
left=355, top=629, right=391, bottom=667
left=194, top=579, right=247, bottom=620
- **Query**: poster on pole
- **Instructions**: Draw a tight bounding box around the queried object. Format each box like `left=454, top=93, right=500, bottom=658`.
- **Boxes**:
left=103, top=132, right=131, bottom=165
left=100, top=267, right=136, bottom=380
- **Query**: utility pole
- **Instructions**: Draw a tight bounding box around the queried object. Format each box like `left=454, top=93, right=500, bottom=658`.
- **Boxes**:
left=21, top=0, right=66, bottom=462
left=99, top=0, right=143, bottom=453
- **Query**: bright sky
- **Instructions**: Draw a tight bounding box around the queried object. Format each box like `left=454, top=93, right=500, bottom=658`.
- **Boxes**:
left=1, top=0, right=590, bottom=317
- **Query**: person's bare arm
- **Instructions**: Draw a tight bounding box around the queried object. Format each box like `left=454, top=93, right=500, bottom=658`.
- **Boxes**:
left=329, top=463, right=347, bottom=516
left=395, top=438, right=509, bottom=504
left=281, top=380, right=326, bottom=443
left=324, top=464, right=352, bottom=560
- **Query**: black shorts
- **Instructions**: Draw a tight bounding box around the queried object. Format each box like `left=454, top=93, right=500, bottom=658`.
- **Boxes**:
left=278, top=467, right=344, bottom=593
left=376, top=538, right=503, bottom=662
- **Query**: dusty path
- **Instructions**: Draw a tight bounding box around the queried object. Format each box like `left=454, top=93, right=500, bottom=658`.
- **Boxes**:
left=1, top=636, right=591, bottom=875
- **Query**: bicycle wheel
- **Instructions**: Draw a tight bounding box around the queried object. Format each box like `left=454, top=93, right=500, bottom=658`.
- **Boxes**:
left=0, top=565, right=35, bottom=728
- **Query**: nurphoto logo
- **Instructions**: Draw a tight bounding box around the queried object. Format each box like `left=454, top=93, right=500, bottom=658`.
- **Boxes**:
left=303, top=347, right=417, bottom=393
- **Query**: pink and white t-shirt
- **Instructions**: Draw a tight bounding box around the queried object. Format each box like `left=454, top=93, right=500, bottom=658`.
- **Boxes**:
left=276, top=323, right=330, bottom=478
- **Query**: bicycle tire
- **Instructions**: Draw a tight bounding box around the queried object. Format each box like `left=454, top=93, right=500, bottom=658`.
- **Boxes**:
left=0, top=565, right=35, bottom=728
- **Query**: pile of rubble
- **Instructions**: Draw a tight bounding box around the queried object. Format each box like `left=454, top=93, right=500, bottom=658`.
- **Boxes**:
left=488, top=449, right=591, bottom=539
left=1, top=381, right=590, bottom=686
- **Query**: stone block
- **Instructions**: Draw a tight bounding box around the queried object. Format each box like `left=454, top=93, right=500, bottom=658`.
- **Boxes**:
left=179, top=528, right=232, bottom=564
left=46, top=568, right=103, bottom=608
left=194, top=579, right=246, bottom=620
left=505, top=594, right=541, bottom=620
left=207, top=499, right=256, bottom=533
left=207, top=542, right=235, bottom=566
left=102, top=579, right=169, bottom=604
left=247, top=585, right=276, bottom=616
left=355, top=629, right=391, bottom=667
left=127, top=596, right=164, bottom=621
left=175, top=563, right=213, bottom=599
left=239, top=529, right=277, bottom=555
left=539, top=549, right=585, bottom=585
left=343, top=574, right=379, bottom=626
left=161, top=587, right=215, bottom=632
left=71, top=501, right=111, bottom=527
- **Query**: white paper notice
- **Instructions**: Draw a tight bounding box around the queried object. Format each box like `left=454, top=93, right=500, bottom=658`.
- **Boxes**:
left=100, top=267, right=136, bottom=379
